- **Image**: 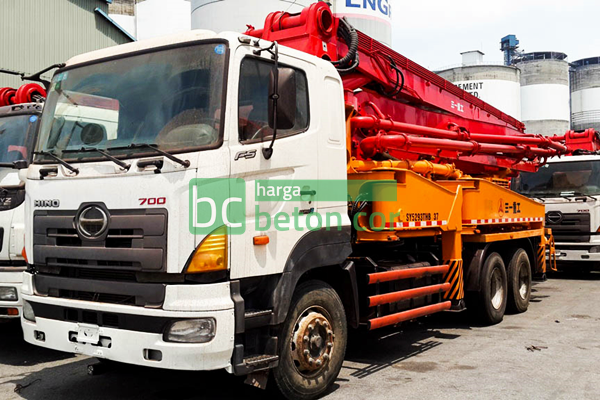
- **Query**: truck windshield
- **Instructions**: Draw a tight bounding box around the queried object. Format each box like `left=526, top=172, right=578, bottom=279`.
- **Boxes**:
left=514, top=160, right=600, bottom=198
left=0, top=114, right=37, bottom=165
left=35, top=42, right=227, bottom=163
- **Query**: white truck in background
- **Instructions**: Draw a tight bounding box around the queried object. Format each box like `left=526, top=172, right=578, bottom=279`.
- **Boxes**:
left=514, top=153, right=600, bottom=271
left=0, top=103, right=42, bottom=319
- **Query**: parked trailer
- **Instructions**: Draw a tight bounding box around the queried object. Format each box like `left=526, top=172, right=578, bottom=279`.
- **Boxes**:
left=20, top=3, right=579, bottom=398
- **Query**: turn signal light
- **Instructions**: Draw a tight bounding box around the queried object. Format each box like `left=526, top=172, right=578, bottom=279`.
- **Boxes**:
left=21, top=247, right=27, bottom=263
left=253, top=235, right=269, bottom=246
left=186, top=226, right=228, bottom=273
left=7, top=308, right=18, bottom=316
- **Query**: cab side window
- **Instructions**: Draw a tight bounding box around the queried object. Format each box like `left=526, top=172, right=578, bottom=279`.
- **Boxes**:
left=238, top=58, right=309, bottom=143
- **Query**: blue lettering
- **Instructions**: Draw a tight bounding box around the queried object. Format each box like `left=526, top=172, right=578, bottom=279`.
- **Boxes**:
left=378, top=0, right=389, bottom=16
left=346, top=0, right=360, bottom=7
left=364, top=0, right=376, bottom=11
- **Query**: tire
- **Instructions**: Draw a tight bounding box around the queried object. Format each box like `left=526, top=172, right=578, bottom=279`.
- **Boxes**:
left=273, top=280, right=347, bottom=400
left=474, top=252, right=507, bottom=325
left=506, top=248, right=532, bottom=314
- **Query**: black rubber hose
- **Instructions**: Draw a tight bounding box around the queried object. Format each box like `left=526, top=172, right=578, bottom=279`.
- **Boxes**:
left=332, top=17, right=358, bottom=70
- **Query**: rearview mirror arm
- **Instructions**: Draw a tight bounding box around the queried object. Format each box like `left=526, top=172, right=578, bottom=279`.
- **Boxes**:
left=254, top=41, right=280, bottom=160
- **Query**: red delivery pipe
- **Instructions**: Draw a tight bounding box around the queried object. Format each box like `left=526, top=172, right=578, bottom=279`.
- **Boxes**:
left=352, top=115, right=568, bottom=153
left=368, top=301, right=452, bottom=330
left=368, top=283, right=451, bottom=307
left=360, top=134, right=560, bottom=159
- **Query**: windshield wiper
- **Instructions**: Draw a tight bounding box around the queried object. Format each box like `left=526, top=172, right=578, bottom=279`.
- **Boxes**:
left=33, top=151, right=79, bottom=174
left=110, top=143, right=190, bottom=168
left=561, top=192, right=597, bottom=202
left=63, top=147, right=130, bottom=170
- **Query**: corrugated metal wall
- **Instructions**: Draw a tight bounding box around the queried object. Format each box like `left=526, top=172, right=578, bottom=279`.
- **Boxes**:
left=0, top=0, right=132, bottom=88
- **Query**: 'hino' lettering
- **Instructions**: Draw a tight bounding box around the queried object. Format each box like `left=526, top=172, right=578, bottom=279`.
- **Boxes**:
left=34, top=199, right=60, bottom=208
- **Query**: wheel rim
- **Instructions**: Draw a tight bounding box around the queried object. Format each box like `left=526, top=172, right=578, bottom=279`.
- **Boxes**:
left=490, top=267, right=504, bottom=310
left=518, top=261, right=529, bottom=300
left=290, top=306, right=335, bottom=377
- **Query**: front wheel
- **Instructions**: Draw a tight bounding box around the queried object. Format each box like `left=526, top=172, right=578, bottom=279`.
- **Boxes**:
left=273, top=280, right=347, bottom=400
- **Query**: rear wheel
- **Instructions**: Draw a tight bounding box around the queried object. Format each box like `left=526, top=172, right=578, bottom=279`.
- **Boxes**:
left=273, top=280, right=347, bottom=400
left=473, top=252, right=507, bottom=325
left=506, top=249, right=532, bottom=313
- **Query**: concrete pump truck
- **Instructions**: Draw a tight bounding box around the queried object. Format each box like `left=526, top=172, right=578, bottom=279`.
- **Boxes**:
left=0, top=75, right=46, bottom=320
left=20, top=3, right=572, bottom=399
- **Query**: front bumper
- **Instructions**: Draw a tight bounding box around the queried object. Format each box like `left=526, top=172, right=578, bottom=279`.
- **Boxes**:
left=21, top=273, right=235, bottom=371
left=0, top=269, right=24, bottom=319
left=553, top=244, right=600, bottom=263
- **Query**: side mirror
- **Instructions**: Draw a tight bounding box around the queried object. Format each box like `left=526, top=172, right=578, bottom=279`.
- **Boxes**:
left=12, top=160, right=29, bottom=170
left=269, top=68, right=296, bottom=130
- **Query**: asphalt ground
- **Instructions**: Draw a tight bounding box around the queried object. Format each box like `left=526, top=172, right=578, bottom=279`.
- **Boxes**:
left=1, top=271, right=599, bottom=400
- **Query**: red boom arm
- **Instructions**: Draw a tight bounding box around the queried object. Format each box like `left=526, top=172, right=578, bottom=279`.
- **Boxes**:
left=246, top=2, right=596, bottom=175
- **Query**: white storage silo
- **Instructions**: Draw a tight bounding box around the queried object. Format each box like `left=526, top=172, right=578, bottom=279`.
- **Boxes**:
left=108, top=0, right=191, bottom=40
left=191, top=0, right=392, bottom=47
left=136, top=0, right=191, bottom=40
left=571, top=57, right=600, bottom=132
left=436, top=51, right=522, bottom=120
left=330, top=0, right=392, bottom=46
left=191, top=0, right=311, bottom=35
left=516, top=52, right=570, bottom=137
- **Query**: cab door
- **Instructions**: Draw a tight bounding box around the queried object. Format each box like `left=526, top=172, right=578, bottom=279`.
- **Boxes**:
left=228, top=48, right=320, bottom=279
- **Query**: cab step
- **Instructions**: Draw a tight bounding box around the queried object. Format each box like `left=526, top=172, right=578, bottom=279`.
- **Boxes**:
left=244, top=354, right=279, bottom=368
left=244, top=309, right=273, bottom=330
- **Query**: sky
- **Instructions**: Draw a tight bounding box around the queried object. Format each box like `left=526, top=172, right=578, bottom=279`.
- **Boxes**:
left=391, top=0, right=600, bottom=70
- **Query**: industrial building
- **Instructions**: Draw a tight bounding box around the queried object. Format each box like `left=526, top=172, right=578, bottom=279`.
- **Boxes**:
left=0, top=0, right=133, bottom=88
left=191, top=0, right=392, bottom=46
left=571, top=57, right=600, bottom=132
left=438, top=36, right=573, bottom=137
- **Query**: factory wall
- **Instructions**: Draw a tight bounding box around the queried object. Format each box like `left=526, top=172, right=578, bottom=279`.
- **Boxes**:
left=0, top=0, right=132, bottom=88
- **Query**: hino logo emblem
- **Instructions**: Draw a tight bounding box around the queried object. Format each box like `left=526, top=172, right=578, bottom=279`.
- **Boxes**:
left=77, top=206, right=109, bottom=238
left=546, top=211, right=563, bottom=225
left=34, top=199, right=60, bottom=208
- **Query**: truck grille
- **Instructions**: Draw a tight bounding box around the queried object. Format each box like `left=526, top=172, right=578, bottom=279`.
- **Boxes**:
left=33, top=208, right=167, bottom=271
left=546, top=212, right=591, bottom=243
left=32, top=207, right=168, bottom=307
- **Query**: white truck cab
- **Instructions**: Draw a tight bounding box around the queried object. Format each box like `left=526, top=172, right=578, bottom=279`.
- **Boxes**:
left=20, top=29, right=348, bottom=378
left=0, top=103, right=41, bottom=319
left=514, top=154, right=600, bottom=269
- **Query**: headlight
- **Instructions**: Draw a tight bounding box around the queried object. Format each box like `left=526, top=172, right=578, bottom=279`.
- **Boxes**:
left=0, top=287, right=18, bottom=301
left=22, top=301, right=36, bottom=322
left=164, top=319, right=216, bottom=343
